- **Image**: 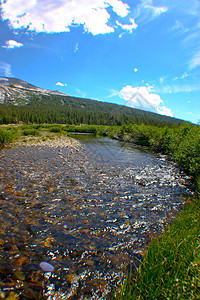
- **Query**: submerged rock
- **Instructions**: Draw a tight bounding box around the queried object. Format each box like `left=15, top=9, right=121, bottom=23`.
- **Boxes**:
left=39, top=262, right=54, bottom=272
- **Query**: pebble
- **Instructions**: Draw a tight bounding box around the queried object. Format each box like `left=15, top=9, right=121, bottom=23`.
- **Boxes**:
left=39, top=262, right=54, bottom=272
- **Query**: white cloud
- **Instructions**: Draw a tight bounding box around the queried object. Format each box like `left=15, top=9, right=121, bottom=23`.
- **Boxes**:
left=1, top=0, right=133, bottom=35
left=120, top=85, right=173, bottom=117
left=56, top=82, right=67, bottom=87
left=107, top=0, right=130, bottom=18
left=119, top=33, right=124, bottom=38
left=116, top=18, right=138, bottom=32
left=2, top=40, right=24, bottom=49
left=0, top=62, right=13, bottom=77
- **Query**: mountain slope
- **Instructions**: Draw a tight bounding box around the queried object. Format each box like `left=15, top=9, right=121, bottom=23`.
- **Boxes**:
left=0, top=77, right=185, bottom=126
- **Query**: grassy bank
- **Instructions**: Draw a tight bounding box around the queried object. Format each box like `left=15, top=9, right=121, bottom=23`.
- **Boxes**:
left=0, top=124, right=67, bottom=147
left=1, top=123, right=199, bottom=299
left=112, top=199, right=200, bottom=299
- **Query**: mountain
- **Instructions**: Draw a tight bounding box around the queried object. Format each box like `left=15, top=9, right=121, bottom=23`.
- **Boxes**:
left=0, top=77, right=185, bottom=126
left=0, top=77, right=68, bottom=105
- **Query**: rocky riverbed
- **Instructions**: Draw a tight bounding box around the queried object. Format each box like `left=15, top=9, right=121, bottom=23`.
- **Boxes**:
left=0, top=135, right=193, bottom=299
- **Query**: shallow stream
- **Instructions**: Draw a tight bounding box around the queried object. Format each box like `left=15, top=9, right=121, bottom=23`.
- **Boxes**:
left=0, top=135, right=192, bottom=299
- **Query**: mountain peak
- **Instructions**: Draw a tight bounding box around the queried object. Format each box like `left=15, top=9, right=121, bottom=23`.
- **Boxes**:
left=0, top=77, right=68, bottom=105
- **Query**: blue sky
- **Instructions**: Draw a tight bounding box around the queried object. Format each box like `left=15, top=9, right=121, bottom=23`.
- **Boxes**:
left=0, top=0, right=199, bottom=124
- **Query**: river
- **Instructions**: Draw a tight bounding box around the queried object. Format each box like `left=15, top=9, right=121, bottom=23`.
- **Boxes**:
left=0, top=135, right=192, bottom=299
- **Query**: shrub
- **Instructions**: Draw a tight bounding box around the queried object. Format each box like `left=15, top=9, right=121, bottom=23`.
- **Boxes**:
left=0, top=128, right=14, bottom=145
left=22, top=129, right=40, bottom=136
left=49, top=125, right=62, bottom=133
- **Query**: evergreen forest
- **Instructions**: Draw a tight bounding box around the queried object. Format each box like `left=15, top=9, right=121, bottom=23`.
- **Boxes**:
left=0, top=94, right=184, bottom=127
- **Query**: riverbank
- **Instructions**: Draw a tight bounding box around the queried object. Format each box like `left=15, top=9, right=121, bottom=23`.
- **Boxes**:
left=12, top=134, right=82, bottom=150
left=0, top=124, right=82, bottom=150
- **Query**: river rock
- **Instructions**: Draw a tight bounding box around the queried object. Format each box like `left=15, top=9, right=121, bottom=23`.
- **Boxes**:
left=39, top=262, right=54, bottom=272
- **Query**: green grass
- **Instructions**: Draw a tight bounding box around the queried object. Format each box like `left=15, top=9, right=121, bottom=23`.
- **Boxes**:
left=113, top=199, right=200, bottom=299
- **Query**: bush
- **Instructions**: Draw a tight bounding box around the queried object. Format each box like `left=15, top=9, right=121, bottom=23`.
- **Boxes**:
left=172, top=125, right=200, bottom=177
left=32, top=124, right=43, bottom=130
left=49, top=125, right=62, bottom=133
left=22, top=129, right=40, bottom=136
left=0, top=128, right=14, bottom=145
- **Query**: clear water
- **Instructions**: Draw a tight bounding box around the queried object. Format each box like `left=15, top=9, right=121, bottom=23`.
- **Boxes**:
left=0, top=136, right=192, bottom=299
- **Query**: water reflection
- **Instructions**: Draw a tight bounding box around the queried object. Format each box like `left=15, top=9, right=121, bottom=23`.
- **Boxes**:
left=0, top=136, right=192, bottom=299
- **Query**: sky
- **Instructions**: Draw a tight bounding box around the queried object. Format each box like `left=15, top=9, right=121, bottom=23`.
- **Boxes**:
left=0, top=0, right=200, bottom=124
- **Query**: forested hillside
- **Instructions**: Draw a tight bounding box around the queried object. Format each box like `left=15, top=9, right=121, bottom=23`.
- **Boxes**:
left=0, top=93, right=184, bottom=127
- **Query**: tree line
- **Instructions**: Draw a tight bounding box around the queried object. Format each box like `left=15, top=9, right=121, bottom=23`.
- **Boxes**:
left=0, top=94, right=184, bottom=127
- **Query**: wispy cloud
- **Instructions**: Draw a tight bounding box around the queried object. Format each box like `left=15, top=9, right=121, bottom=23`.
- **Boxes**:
left=144, top=4, right=168, bottom=17
left=157, top=83, right=200, bottom=94
left=171, top=20, right=189, bottom=37
left=1, top=0, right=134, bottom=36
left=133, top=0, right=168, bottom=24
left=56, top=82, right=67, bottom=87
left=76, top=88, right=87, bottom=98
left=168, top=2, right=200, bottom=72
left=0, top=62, right=13, bottom=77
left=188, top=51, right=200, bottom=70
left=74, top=42, right=79, bottom=53
left=120, top=85, right=173, bottom=117
left=107, top=88, right=121, bottom=98
left=181, top=72, right=189, bottom=79
left=2, top=40, right=24, bottom=49
left=172, top=72, right=190, bottom=81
